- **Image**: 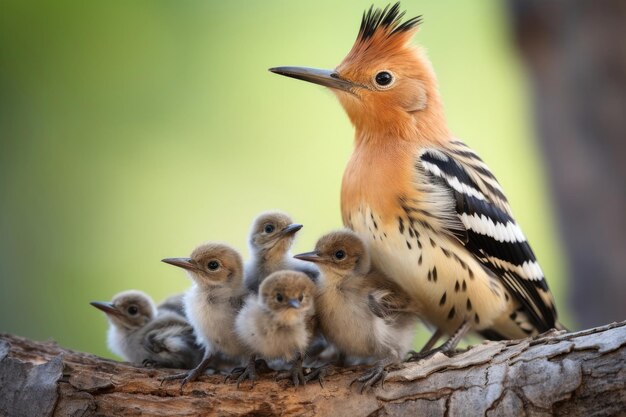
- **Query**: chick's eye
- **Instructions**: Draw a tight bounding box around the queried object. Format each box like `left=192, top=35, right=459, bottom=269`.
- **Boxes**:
left=264, top=224, right=275, bottom=234
left=276, top=293, right=284, bottom=302
left=207, top=261, right=219, bottom=270
left=374, top=71, right=393, bottom=87
left=334, top=250, right=346, bottom=260
left=298, top=294, right=304, bottom=302
left=127, top=306, right=138, bottom=315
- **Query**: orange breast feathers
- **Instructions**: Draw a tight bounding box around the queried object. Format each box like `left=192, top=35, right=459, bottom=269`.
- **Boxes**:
left=341, top=138, right=417, bottom=227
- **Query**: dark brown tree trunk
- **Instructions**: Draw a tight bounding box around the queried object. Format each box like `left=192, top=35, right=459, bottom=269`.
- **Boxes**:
left=508, top=0, right=626, bottom=329
left=1, top=321, right=625, bottom=416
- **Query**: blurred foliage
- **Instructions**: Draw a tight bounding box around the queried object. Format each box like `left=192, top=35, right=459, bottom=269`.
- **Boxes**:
left=0, top=0, right=569, bottom=359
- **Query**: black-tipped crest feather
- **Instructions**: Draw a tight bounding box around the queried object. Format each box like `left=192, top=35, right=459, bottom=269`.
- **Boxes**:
left=358, top=2, right=422, bottom=41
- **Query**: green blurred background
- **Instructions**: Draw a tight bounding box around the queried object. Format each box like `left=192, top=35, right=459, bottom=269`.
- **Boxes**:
left=0, top=0, right=569, bottom=359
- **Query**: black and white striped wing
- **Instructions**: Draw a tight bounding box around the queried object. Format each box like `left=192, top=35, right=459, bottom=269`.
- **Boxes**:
left=418, top=141, right=557, bottom=332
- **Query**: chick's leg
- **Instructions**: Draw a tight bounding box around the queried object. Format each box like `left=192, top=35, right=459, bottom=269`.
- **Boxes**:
left=350, top=357, right=395, bottom=394
left=276, top=353, right=307, bottom=387
left=160, top=354, right=212, bottom=389
left=225, top=355, right=257, bottom=389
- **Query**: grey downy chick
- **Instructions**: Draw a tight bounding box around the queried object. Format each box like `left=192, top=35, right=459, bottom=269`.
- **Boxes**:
left=161, top=242, right=249, bottom=388
left=245, top=211, right=318, bottom=293
left=295, top=229, right=419, bottom=392
left=90, top=290, right=203, bottom=369
left=235, top=270, right=317, bottom=387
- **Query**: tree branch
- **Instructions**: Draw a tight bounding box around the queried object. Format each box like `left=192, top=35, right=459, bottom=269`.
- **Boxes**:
left=1, top=322, right=625, bottom=416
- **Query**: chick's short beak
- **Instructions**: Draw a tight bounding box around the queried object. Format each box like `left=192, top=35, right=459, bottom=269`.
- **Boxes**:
left=90, top=301, right=121, bottom=317
left=281, top=223, right=303, bottom=237
left=161, top=257, right=199, bottom=272
left=293, top=251, right=322, bottom=263
left=269, top=66, right=356, bottom=93
left=287, top=299, right=301, bottom=309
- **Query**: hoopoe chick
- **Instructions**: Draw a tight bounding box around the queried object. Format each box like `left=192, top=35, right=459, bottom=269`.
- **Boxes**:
left=295, top=230, right=418, bottom=392
left=235, top=271, right=317, bottom=387
left=245, top=211, right=318, bottom=293
left=272, top=2, right=562, bottom=352
left=90, top=290, right=202, bottom=369
left=161, top=243, right=249, bottom=387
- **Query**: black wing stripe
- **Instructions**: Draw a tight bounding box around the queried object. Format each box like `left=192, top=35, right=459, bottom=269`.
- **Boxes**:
left=420, top=149, right=556, bottom=331
left=465, top=231, right=536, bottom=270
left=499, top=270, right=554, bottom=332
left=446, top=148, right=509, bottom=202
left=421, top=151, right=479, bottom=195
left=431, top=162, right=543, bottom=279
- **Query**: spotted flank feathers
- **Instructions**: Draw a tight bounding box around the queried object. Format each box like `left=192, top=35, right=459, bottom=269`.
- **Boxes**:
left=418, top=140, right=557, bottom=332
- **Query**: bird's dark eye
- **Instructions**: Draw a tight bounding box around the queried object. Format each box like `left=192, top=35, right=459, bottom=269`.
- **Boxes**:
left=334, top=250, right=346, bottom=260
left=264, top=224, right=275, bottom=234
left=207, top=261, right=219, bottom=270
left=127, top=306, right=138, bottom=315
left=298, top=294, right=304, bottom=302
left=375, top=71, right=393, bottom=87
left=276, top=293, right=284, bottom=302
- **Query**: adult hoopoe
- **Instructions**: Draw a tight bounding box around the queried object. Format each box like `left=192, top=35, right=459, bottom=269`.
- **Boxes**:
left=271, top=3, right=561, bottom=354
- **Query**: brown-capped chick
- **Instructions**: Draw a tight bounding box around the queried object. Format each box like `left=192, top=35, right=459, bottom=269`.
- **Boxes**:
left=91, top=290, right=156, bottom=362
left=295, top=229, right=418, bottom=392
left=245, top=211, right=318, bottom=293
left=90, top=291, right=202, bottom=369
left=160, top=243, right=249, bottom=387
left=235, top=271, right=317, bottom=387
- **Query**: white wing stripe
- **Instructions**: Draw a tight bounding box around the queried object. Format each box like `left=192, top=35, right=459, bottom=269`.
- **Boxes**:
left=486, top=256, right=544, bottom=281
left=422, top=161, right=487, bottom=201
left=460, top=213, right=526, bottom=243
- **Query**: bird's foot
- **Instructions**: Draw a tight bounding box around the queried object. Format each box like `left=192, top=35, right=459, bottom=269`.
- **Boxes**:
left=304, top=364, right=330, bottom=388
left=276, top=361, right=307, bottom=387
left=350, top=363, right=387, bottom=394
left=160, top=356, right=211, bottom=391
left=406, top=345, right=452, bottom=362
left=159, top=368, right=201, bottom=391
left=406, top=349, right=435, bottom=362
left=225, top=361, right=257, bottom=389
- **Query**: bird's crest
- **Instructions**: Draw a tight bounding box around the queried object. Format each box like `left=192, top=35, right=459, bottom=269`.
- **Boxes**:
left=358, top=2, right=422, bottom=42
left=342, top=3, right=422, bottom=68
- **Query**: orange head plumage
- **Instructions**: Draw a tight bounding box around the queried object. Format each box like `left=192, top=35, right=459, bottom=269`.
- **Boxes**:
left=270, top=2, right=449, bottom=143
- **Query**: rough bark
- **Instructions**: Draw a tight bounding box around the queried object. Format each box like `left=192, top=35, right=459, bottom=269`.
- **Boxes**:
left=1, top=322, right=625, bottom=417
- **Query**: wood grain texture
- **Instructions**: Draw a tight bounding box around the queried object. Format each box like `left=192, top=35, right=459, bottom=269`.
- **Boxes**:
left=1, top=322, right=625, bottom=416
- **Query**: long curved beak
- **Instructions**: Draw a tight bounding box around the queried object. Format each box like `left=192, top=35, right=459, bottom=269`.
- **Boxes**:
left=161, top=257, right=198, bottom=272
left=269, top=66, right=356, bottom=93
left=293, top=251, right=323, bottom=263
left=90, top=301, right=122, bottom=317
left=281, top=223, right=303, bottom=237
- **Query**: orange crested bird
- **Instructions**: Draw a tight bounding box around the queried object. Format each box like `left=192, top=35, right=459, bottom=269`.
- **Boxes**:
left=271, top=3, right=561, bottom=355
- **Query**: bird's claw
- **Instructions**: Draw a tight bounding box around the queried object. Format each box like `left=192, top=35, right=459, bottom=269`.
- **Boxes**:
left=275, top=364, right=306, bottom=387
left=406, top=347, right=447, bottom=362
left=350, top=365, right=387, bottom=394
left=159, top=371, right=197, bottom=391
left=304, top=365, right=329, bottom=388
left=226, top=363, right=257, bottom=389
left=406, top=349, right=433, bottom=362
left=406, top=345, right=456, bottom=362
